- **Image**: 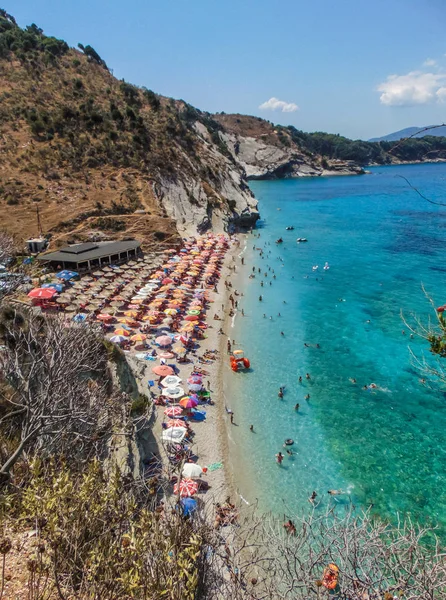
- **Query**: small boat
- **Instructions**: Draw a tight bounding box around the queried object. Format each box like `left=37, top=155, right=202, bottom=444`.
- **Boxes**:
left=323, top=262, right=330, bottom=270
left=297, top=238, right=308, bottom=243
left=322, top=563, right=339, bottom=590
left=312, top=265, right=319, bottom=271
left=285, top=226, right=294, bottom=231
left=276, top=238, right=283, bottom=244
left=230, top=350, right=251, bottom=372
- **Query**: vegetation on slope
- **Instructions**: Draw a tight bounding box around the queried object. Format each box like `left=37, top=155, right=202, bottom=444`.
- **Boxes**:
left=215, top=114, right=446, bottom=166
left=0, top=9, right=251, bottom=244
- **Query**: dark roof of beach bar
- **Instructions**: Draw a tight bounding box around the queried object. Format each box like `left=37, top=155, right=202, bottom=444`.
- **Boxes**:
left=37, top=240, right=141, bottom=268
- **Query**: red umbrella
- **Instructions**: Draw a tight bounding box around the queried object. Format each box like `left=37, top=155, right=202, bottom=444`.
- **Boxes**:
left=164, top=406, right=183, bottom=417
left=152, top=365, right=175, bottom=376
left=165, top=419, right=186, bottom=428
left=174, top=478, right=198, bottom=497
left=184, top=315, right=199, bottom=322
left=28, top=288, right=56, bottom=299
left=162, top=277, right=174, bottom=284
left=179, top=396, right=198, bottom=409
left=187, top=375, right=203, bottom=384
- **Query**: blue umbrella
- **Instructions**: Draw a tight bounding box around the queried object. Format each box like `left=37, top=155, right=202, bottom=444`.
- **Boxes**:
left=42, top=283, right=63, bottom=292
left=56, top=270, right=78, bottom=281
left=180, top=497, right=197, bottom=517
left=72, top=313, right=87, bottom=322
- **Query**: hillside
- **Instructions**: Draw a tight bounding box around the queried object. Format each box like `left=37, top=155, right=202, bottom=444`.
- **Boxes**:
left=215, top=114, right=446, bottom=174
left=369, top=125, right=446, bottom=142
left=0, top=10, right=258, bottom=248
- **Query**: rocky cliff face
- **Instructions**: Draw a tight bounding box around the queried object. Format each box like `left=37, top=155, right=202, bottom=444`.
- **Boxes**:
left=215, top=114, right=365, bottom=179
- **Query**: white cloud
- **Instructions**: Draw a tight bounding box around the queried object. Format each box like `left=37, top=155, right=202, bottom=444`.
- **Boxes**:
left=259, top=97, right=299, bottom=113
left=377, top=71, right=446, bottom=106
left=436, top=86, right=446, bottom=102
left=423, top=58, right=437, bottom=67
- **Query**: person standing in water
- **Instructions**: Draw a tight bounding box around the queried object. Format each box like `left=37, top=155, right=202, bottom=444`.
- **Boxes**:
left=276, top=452, right=284, bottom=465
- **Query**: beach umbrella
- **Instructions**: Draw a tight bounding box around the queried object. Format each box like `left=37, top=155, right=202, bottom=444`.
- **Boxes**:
left=42, top=282, right=64, bottom=292
left=180, top=324, right=195, bottom=333
left=131, top=333, right=146, bottom=342
left=187, top=310, right=201, bottom=316
left=64, top=305, right=78, bottom=313
left=187, top=375, right=203, bottom=385
left=97, top=314, right=114, bottom=321
left=110, top=335, right=127, bottom=344
left=162, top=427, right=187, bottom=443
left=165, top=419, right=187, bottom=429
left=152, top=365, right=174, bottom=376
left=28, top=287, right=56, bottom=299
left=180, top=497, right=197, bottom=517
left=184, top=315, right=199, bottom=322
left=174, top=478, right=198, bottom=498
left=164, top=406, right=183, bottom=417
left=188, top=383, right=203, bottom=392
left=100, top=307, right=116, bottom=315
left=179, top=396, right=198, bottom=409
left=164, top=308, right=178, bottom=315
left=124, top=310, right=139, bottom=318
left=161, top=375, right=182, bottom=387
left=156, top=335, right=173, bottom=347
left=56, top=270, right=78, bottom=281
left=164, top=387, right=185, bottom=399
left=114, top=328, right=130, bottom=337
left=182, top=463, right=205, bottom=479
left=159, top=352, right=174, bottom=359
left=55, top=297, right=69, bottom=304
left=72, top=313, right=87, bottom=322
left=117, top=317, right=136, bottom=325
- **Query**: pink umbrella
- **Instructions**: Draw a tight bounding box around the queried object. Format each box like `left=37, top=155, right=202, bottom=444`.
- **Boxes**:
left=174, top=478, right=198, bottom=497
left=187, top=375, right=203, bottom=384
left=156, top=335, right=173, bottom=347
left=164, top=406, right=183, bottom=417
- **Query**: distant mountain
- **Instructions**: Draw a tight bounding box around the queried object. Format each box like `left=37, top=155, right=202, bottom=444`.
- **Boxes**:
left=369, top=126, right=446, bottom=142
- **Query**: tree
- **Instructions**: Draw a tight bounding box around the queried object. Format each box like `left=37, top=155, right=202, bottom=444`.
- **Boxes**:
left=0, top=308, right=121, bottom=479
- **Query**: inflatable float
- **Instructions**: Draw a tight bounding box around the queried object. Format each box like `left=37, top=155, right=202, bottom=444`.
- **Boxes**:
left=322, top=563, right=339, bottom=590
left=230, top=349, right=250, bottom=372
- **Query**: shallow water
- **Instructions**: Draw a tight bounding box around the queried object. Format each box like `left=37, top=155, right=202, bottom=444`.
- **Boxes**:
left=225, top=163, right=446, bottom=527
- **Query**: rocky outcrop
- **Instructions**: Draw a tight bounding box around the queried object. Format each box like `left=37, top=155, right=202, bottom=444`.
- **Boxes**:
left=220, top=131, right=365, bottom=180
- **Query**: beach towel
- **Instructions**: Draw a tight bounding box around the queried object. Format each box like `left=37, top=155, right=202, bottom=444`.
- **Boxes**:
left=206, top=462, right=223, bottom=472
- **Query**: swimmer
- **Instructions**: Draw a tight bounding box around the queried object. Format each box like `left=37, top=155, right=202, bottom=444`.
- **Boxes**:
left=286, top=449, right=293, bottom=456
left=298, top=376, right=303, bottom=383
left=349, top=378, right=357, bottom=384
left=294, top=403, right=300, bottom=411
left=276, top=452, right=284, bottom=465
left=250, top=424, right=254, bottom=432
left=281, top=331, right=284, bottom=336
left=305, top=394, right=310, bottom=400
left=308, top=491, right=317, bottom=504
left=306, top=373, right=311, bottom=380
left=278, top=390, right=283, bottom=399
left=328, top=489, right=345, bottom=496
left=259, top=295, right=263, bottom=301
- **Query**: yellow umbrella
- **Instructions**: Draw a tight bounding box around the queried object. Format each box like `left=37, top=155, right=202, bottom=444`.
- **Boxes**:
left=131, top=333, right=147, bottom=342
left=180, top=323, right=195, bottom=333
left=164, top=308, right=178, bottom=315
left=114, top=328, right=130, bottom=337
left=124, top=310, right=139, bottom=318
left=117, top=317, right=137, bottom=325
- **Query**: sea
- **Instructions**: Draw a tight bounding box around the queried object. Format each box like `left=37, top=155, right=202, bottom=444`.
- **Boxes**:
left=224, top=163, right=446, bottom=529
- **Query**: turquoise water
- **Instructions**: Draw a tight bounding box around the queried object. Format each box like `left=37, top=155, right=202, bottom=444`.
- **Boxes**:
left=226, top=163, right=446, bottom=527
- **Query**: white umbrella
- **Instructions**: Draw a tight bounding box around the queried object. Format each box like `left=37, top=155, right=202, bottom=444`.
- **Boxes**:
left=188, top=383, right=203, bottom=392
left=164, top=387, right=185, bottom=399
left=161, top=375, right=182, bottom=387
left=162, top=427, right=187, bottom=443
left=182, top=463, right=204, bottom=479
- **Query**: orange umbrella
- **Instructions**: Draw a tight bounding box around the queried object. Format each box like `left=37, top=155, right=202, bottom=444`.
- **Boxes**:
left=165, top=419, right=186, bottom=428
left=152, top=365, right=174, bottom=376
left=124, top=310, right=139, bottom=318
left=117, top=317, right=137, bottom=324
left=114, top=328, right=130, bottom=337
left=131, top=333, right=147, bottom=342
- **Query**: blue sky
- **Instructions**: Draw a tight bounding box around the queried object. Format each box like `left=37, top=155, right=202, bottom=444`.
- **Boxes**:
left=7, top=0, right=446, bottom=139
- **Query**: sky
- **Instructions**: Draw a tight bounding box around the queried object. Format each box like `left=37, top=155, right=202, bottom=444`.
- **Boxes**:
left=7, top=0, right=446, bottom=140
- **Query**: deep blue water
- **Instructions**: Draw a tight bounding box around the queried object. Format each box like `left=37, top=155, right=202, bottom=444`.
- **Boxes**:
left=225, top=163, right=446, bottom=527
